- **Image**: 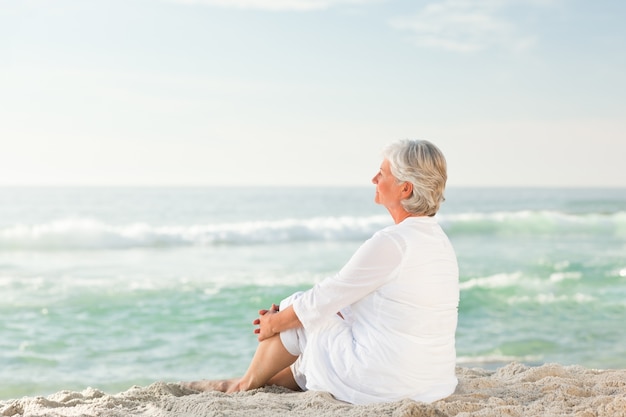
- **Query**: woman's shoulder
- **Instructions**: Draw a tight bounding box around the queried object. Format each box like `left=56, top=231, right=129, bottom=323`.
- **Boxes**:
left=370, top=222, right=412, bottom=252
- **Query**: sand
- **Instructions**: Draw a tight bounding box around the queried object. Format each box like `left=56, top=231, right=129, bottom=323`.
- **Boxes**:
left=2, top=362, right=626, bottom=417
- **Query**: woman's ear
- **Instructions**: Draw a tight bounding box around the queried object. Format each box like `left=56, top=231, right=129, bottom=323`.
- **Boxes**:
left=402, top=182, right=413, bottom=198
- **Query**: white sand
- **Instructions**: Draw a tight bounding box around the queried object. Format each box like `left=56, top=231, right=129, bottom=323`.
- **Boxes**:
left=2, top=362, right=626, bottom=417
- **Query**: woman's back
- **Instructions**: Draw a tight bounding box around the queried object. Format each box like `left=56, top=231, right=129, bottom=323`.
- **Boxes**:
left=346, top=216, right=459, bottom=402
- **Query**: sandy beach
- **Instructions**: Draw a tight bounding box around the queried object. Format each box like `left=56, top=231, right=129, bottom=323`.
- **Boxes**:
left=2, top=362, right=626, bottom=417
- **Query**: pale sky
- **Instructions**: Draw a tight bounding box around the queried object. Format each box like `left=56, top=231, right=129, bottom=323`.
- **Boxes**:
left=1, top=0, right=625, bottom=187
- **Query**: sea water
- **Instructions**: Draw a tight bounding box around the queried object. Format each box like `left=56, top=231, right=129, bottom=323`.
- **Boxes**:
left=1, top=186, right=625, bottom=399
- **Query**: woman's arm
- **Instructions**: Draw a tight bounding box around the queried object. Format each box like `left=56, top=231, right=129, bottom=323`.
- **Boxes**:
left=293, top=231, right=403, bottom=330
left=254, top=230, right=403, bottom=341
left=254, top=304, right=302, bottom=342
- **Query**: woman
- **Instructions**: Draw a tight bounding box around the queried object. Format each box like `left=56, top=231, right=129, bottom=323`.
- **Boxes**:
left=185, top=139, right=459, bottom=405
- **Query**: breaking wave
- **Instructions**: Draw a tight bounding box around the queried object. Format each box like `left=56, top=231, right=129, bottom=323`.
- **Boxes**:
left=1, top=210, right=623, bottom=250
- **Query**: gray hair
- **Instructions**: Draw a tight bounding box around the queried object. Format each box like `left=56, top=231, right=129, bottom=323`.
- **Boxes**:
left=382, top=139, right=448, bottom=216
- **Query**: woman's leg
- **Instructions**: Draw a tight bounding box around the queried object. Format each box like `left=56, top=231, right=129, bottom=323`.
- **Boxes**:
left=227, top=333, right=299, bottom=392
left=265, top=366, right=301, bottom=391
left=182, top=333, right=299, bottom=393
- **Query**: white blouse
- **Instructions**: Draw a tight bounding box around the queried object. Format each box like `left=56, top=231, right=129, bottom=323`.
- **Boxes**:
left=287, top=216, right=459, bottom=405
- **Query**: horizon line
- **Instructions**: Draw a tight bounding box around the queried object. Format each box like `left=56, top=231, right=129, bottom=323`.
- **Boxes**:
left=0, top=184, right=624, bottom=189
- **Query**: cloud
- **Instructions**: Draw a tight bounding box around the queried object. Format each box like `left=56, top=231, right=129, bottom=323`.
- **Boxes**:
left=167, top=0, right=378, bottom=12
left=389, top=0, right=548, bottom=53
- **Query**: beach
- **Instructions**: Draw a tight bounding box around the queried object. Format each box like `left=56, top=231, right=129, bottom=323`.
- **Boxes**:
left=4, top=0, right=626, bottom=412
left=3, top=362, right=626, bottom=416
left=1, top=187, right=625, bottom=414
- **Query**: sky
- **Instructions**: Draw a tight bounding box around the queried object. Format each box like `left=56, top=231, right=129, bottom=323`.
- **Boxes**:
left=1, top=0, right=625, bottom=187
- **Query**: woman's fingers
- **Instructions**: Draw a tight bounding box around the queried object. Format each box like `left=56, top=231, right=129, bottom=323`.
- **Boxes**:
left=253, top=304, right=279, bottom=337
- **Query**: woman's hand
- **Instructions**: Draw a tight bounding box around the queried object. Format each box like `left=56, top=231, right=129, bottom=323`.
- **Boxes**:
left=253, top=303, right=279, bottom=342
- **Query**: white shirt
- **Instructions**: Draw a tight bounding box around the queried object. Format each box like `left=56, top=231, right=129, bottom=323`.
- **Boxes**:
left=290, top=216, right=459, bottom=405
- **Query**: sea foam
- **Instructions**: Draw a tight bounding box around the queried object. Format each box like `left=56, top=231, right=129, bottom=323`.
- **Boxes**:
left=1, top=210, right=623, bottom=250
left=0, top=216, right=390, bottom=250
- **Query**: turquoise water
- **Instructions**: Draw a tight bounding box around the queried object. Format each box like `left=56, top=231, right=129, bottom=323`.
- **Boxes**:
left=1, top=187, right=625, bottom=399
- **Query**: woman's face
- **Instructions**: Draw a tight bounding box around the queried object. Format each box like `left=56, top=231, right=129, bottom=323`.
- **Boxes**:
left=371, top=159, right=405, bottom=207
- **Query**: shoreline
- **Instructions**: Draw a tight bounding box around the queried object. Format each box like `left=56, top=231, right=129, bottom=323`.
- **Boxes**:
left=2, top=362, right=626, bottom=417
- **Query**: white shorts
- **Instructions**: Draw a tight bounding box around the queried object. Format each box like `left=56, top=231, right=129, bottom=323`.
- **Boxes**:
left=278, top=291, right=308, bottom=390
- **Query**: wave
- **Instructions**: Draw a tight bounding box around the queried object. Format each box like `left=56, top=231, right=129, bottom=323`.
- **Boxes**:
left=456, top=354, right=543, bottom=368
left=0, top=216, right=391, bottom=250
left=1, top=210, right=624, bottom=250
left=459, top=272, right=525, bottom=291
left=440, top=210, right=626, bottom=237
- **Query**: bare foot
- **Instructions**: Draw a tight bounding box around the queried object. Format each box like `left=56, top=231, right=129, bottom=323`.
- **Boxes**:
left=181, top=378, right=240, bottom=393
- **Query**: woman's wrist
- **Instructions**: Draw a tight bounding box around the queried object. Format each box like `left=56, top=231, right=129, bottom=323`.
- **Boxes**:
left=274, top=305, right=302, bottom=334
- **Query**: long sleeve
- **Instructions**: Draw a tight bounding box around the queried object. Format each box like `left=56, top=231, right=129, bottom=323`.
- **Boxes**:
left=292, top=230, right=403, bottom=330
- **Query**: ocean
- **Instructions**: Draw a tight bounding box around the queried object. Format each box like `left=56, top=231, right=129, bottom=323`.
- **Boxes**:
left=1, top=186, right=625, bottom=400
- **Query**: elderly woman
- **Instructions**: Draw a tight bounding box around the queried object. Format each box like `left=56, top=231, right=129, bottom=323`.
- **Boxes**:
left=185, top=139, right=459, bottom=405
